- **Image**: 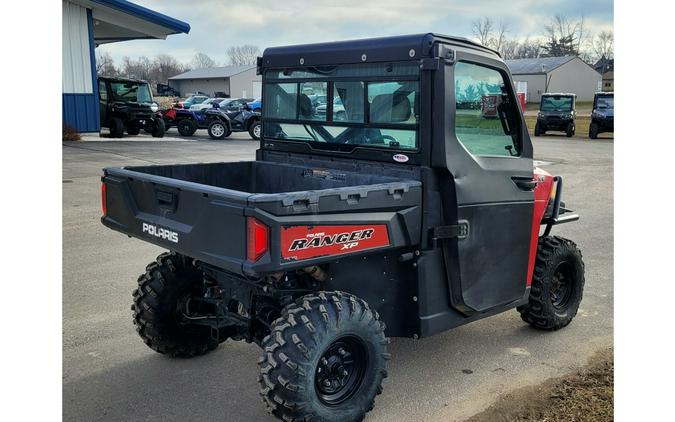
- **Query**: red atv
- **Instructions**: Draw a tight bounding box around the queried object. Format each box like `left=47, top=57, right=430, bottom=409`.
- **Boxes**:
left=101, top=34, right=584, bottom=422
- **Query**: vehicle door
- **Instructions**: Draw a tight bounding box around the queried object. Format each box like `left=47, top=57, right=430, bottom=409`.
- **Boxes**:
left=438, top=55, right=535, bottom=313
left=98, top=80, right=109, bottom=125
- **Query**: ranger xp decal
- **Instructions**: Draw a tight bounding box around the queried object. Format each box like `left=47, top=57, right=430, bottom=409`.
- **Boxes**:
left=281, top=225, right=390, bottom=261
left=142, top=222, right=179, bottom=243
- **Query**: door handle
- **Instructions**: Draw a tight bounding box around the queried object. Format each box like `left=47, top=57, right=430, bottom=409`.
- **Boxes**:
left=512, top=177, right=537, bottom=191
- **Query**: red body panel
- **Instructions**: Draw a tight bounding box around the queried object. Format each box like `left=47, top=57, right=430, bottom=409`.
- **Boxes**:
left=280, top=225, right=390, bottom=262
left=526, top=167, right=555, bottom=285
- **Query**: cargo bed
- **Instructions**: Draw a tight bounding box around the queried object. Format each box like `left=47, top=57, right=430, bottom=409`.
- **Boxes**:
left=101, top=161, right=422, bottom=276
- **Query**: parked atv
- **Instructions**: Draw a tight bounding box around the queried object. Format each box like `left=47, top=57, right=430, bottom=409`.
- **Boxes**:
left=534, top=93, right=577, bottom=138
left=101, top=34, right=585, bottom=422
left=98, top=77, right=165, bottom=138
left=589, top=92, right=613, bottom=139
left=173, top=102, right=262, bottom=140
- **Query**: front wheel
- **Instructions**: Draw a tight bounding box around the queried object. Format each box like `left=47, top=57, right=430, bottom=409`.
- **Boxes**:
left=258, top=291, right=389, bottom=422
left=208, top=120, right=229, bottom=139
left=152, top=119, right=165, bottom=138
left=534, top=121, right=542, bottom=137
left=589, top=122, right=599, bottom=139
left=249, top=120, right=261, bottom=140
left=132, top=252, right=222, bottom=357
left=565, top=122, right=575, bottom=138
left=109, top=117, right=125, bottom=138
left=517, top=236, right=585, bottom=330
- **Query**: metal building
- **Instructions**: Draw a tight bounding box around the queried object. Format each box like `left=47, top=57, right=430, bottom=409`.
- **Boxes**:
left=168, top=66, right=262, bottom=99
left=506, top=56, right=602, bottom=102
left=62, top=0, right=189, bottom=133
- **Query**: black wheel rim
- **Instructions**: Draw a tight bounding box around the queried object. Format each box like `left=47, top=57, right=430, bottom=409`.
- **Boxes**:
left=551, top=261, right=574, bottom=310
left=315, top=335, right=367, bottom=406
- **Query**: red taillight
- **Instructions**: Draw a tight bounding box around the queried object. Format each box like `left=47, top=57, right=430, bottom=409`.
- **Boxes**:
left=247, top=217, right=269, bottom=262
left=101, top=183, right=107, bottom=216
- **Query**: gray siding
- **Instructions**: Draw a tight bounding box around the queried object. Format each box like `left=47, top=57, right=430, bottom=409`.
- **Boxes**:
left=229, top=67, right=262, bottom=99
left=546, top=58, right=602, bottom=102
left=168, top=79, right=230, bottom=97
left=512, top=74, right=546, bottom=103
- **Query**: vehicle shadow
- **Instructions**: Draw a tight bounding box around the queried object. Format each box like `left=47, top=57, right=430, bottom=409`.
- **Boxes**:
left=63, top=315, right=563, bottom=422
left=63, top=342, right=270, bottom=422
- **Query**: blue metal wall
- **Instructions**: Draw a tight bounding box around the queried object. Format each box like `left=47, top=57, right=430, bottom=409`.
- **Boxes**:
left=63, top=93, right=99, bottom=132
left=62, top=5, right=100, bottom=133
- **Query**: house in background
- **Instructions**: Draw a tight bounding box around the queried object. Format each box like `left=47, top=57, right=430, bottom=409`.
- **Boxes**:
left=62, top=0, right=190, bottom=133
left=594, top=57, right=614, bottom=92
left=168, top=66, right=262, bottom=99
left=506, top=56, right=602, bottom=102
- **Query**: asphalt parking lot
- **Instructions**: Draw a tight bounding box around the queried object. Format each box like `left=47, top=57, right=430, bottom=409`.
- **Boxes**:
left=63, top=132, right=613, bottom=421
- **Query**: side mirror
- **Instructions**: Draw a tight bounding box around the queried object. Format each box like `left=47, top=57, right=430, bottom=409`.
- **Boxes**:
left=212, top=102, right=220, bottom=109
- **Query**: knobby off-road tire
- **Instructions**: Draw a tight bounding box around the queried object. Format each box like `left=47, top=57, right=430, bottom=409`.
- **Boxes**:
left=177, top=118, right=197, bottom=136
left=258, top=291, right=390, bottom=422
left=208, top=120, right=229, bottom=139
left=132, top=252, right=220, bottom=358
left=565, top=122, right=575, bottom=138
left=152, top=119, right=165, bottom=138
left=109, top=117, right=125, bottom=138
left=534, top=122, right=542, bottom=137
left=249, top=120, right=261, bottom=140
left=589, top=122, right=599, bottom=139
left=518, top=236, right=585, bottom=331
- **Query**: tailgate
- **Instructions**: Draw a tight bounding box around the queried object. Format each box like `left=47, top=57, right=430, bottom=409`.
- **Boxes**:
left=101, top=164, right=422, bottom=277
left=101, top=167, right=249, bottom=275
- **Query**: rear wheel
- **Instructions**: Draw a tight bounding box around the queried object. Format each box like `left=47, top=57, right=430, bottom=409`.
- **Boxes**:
left=258, top=291, right=389, bottom=422
left=565, top=122, right=575, bottom=138
left=534, top=121, right=542, bottom=137
left=249, top=120, right=261, bottom=140
left=518, top=236, right=585, bottom=330
left=207, top=120, right=229, bottom=139
left=177, top=118, right=197, bottom=136
left=152, top=119, right=165, bottom=138
left=589, top=122, right=599, bottom=139
left=109, top=117, right=125, bottom=138
left=132, top=252, right=222, bottom=357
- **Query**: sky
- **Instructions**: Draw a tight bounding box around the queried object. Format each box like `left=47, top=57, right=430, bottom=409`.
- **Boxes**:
left=98, top=0, right=613, bottom=66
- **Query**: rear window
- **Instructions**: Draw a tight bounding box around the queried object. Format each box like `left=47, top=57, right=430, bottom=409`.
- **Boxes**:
left=263, top=63, right=419, bottom=152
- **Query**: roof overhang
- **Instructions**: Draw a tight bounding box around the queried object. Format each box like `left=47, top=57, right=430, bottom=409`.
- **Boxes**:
left=70, top=0, right=190, bottom=45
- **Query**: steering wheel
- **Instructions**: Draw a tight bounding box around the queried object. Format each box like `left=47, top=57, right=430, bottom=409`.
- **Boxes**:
left=381, top=135, right=397, bottom=144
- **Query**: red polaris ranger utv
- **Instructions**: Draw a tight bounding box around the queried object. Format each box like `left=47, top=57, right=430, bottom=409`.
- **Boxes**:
left=101, top=34, right=584, bottom=422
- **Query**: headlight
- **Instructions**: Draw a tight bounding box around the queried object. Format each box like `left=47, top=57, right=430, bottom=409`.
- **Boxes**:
left=150, top=103, right=159, bottom=113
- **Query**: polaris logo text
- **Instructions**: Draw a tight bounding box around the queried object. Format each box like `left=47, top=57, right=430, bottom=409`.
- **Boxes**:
left=142, top=222, right=179, bottom=243
left=289, top=228, right=374, bottom=252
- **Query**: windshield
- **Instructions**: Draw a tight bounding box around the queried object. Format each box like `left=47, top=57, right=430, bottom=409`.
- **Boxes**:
left=110, top=81, right=152, bottom=103
left=596, top=96, right=614, bottom=110
left=263, top=63, right=419, bottom=151
left=540, top=96, right=573, bottom=112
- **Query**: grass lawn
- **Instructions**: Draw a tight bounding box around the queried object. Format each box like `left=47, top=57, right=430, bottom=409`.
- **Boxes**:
left=524, top=115, right=592, bottom=138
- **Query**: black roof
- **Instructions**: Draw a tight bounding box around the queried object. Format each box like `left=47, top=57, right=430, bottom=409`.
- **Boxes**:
left=261, top=33, right=499, bottom=68
left=98, top=76, right=149, bottom=84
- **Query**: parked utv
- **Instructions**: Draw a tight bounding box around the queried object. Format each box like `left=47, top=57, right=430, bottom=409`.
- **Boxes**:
left=589, top=92, right=613, bottom=139
left=172, top=101, right=262, bottom=140
left=534, top=93, right=577, bottom=137
left=98, top=77, right=165, bottom=138
left=101, top=34, right=585, bottom=422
